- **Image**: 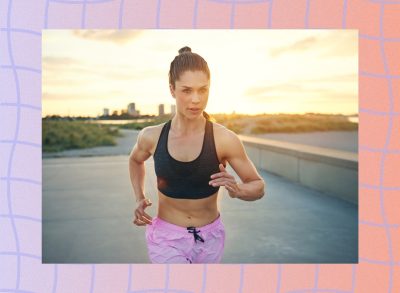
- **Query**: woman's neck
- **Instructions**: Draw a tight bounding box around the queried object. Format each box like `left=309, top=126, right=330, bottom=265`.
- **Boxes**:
left=171, top=114, right=206, bottom=135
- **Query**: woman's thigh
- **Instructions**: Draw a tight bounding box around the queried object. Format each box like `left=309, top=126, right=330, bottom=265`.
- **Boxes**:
left=191, top=222, right=225, bottom=263
left=145, top=222, right=192, bottom=264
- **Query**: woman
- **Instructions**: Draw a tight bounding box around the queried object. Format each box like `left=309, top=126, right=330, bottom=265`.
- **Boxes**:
left=129, top=46, right=265, bottom=264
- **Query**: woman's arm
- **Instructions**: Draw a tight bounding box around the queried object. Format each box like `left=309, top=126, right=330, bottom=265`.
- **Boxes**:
left=129, top=129, right=152, bottom=203
left=129, top=128, right=155, bottom=226
left=210, top=128, right=265, bottom=201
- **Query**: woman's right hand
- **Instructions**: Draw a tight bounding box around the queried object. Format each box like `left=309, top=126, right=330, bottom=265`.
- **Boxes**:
left=133, top=198, right=153, bottom=226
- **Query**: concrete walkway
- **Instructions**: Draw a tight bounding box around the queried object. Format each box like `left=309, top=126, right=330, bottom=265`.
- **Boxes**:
left=43, top=155, right=358, bottom=264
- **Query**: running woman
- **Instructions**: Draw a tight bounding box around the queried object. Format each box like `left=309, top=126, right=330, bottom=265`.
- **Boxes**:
left=129, top=46, right=265, bottom=264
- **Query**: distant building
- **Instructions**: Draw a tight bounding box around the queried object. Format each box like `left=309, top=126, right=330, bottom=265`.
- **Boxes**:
left=159, top=104, right=165, bottom=116
left=128, top=103, right=139, bottom=117
left=103, top=108, right=109, bottom=116
left=171, top=104, right=176, bottom=115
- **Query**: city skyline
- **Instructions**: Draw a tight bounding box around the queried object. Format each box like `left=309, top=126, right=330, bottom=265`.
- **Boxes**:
left=43, top=30, right=358, bottom=117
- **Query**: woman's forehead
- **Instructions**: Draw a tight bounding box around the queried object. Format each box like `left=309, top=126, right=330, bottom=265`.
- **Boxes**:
left=176, top=71, right=209, bottom=87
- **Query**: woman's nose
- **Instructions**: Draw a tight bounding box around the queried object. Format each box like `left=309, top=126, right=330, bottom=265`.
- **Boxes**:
left=191, top=95, right=201, bottom=103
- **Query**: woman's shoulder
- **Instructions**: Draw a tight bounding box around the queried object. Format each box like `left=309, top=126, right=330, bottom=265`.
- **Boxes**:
left=141, top=122, right=167, bottom=140
left=212, top=122, right=241, bottom=143
left=138, top=122, right=168, bottom=150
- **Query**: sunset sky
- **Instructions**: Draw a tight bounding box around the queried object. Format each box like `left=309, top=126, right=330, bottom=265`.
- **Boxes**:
left=42, top=30, right=357, bottom=117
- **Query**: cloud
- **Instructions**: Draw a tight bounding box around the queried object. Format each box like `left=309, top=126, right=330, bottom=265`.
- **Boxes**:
left=43, top=91, right=120, bottom=101
left=295, top=73, right=357, bottom=84
left=245, top=84, right=304, bottom=96
left=270, top=37, right=318, bottom=57
left=72, top=30, right=142, bottom=44
left=269, top=32, right=357, bottom=58
left=244, top=82, right=356, bottom=104
left=43, top=56, right=79, bottom=68
left=245, top=73, right=357, bottom=98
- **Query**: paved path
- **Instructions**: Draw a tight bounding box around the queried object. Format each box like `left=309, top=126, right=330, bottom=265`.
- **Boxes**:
left=43, top=155, right=357, bottom=264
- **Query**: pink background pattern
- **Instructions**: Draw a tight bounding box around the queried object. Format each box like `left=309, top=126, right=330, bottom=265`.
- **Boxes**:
left=0, top=0, right=399, bottom=292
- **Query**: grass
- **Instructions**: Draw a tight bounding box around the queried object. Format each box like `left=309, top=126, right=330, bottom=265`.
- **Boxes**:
left=43, top=113, right=357, bottom=152
left=117, top=115, right=172, bottom=130
left=42, top=121, right=121, bottom=152
left=212, top=113, right=358, bottom=134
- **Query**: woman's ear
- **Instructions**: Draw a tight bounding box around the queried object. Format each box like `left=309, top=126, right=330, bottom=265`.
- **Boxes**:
left=169, top=84, right=175, bottom=98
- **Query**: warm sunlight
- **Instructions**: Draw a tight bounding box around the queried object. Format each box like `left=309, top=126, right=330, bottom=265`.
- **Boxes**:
left=42, top=29, right=357, bottom=117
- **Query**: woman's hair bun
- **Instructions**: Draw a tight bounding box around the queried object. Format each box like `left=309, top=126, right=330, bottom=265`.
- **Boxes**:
left=178, top=46, right=192, bottom=54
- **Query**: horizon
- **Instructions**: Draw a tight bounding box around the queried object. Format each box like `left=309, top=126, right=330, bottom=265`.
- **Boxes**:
left=43, top=30, right=358, bottom=117
left=42, top=111, right=359, bottom=118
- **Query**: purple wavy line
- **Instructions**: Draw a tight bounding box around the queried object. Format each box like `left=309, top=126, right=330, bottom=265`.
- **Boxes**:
left=164, top=264, right=170, bottom=293
left=1, top=65, right=41, bottom=73
left=49, top=0, right=114, bottom=4
left=0, top=177, right=42, bottom=185
left=1, top=103, right=41, bottom=110
left=230, top=0, right=236, bottom=29
left=267, top=0, right=273, bottom=28
left=0, top=251, right=41, bottom=260
left=276, top=264, right=282, bottom=293
left=118, top=0, right=124, bottom=29
left=360, top=108, right=400, bottom=116
left=0, top=214, right=41, bottom=223
left=360, top=34, right=400, bottom=42
left=342, top=0, right=348, bottom=28
left=285, top=290, right=351, bottom=293
left=351, top=264, right=357, bottom=292
left=360, top=146, right=400, bottom=154
left=156, top=0, right=161, bottom=28
left=0, top=140, right=41, bottom=148
left=238, top=264, right=244, bottom=293
left=44, top=0, right=50, bottom=28
left=127, top=264, right=132, bottom=293
left=360, top=258, right=400, bottom=266
left=360, top=220, right=400, bottom=228
left=89, top=264, right=95, bottom=293
left=200, top=264, right=207, bottom=293
left=360, top=71, right=400, bottom=79
left=304, top=0, right=310, bottom=28
left=312, top=264, right=319, bottom=292
left=193, top=0, right=199, bottom=28
left=378, top=3, right=395, bottom=292
left=209, top=0, right=270, bottom=3
left=129, top=289, right=194, bottom=293
left=81, top=0, right=87, bottom=28
left=0, top=289, right=36, bottom=293
left=369, top=0, right=400, bottom=4
left=51, top=264, right=58, bottom=293
left=5, top=0, right=22, bottom=290
left=0, top=28, right=41, bottom=36
left=360, top=183, right=400, bottom=190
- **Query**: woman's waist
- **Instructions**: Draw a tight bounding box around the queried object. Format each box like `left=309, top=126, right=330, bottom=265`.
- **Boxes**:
left=157, top=192, right=219, bottom=227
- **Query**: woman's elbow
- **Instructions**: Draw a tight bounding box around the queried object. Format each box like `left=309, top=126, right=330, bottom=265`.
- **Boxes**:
left=258, top=179, right=266, bottom=199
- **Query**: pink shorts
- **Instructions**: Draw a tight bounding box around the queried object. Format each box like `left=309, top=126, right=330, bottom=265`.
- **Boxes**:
left=145, top=215, right=225, bottom=264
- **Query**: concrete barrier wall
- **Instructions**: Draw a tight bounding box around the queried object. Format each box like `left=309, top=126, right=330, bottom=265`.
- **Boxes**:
left=239, top=135, right=358, bottom=204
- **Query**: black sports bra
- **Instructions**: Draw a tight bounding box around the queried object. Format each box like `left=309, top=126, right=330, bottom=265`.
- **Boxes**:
left=153, top=120, right=221, bottom=199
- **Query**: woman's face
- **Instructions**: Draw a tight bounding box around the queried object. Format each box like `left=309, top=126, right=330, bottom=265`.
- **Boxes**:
left=170, top=70, right=210, bottom=119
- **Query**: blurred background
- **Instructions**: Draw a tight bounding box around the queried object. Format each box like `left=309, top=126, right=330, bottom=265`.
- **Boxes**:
left=42, top=29, right=357, bottom=154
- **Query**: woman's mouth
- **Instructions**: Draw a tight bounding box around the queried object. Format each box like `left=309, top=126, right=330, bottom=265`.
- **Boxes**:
left=189, top=108, right=201, bottom=113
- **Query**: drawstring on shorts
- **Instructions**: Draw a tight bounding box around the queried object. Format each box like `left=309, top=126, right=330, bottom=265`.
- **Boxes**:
left=187, top=226, right=205, bottom=243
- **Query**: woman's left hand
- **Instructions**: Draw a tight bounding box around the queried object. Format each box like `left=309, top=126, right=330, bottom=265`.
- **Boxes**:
left=209, top=164, right=241, bottom=198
